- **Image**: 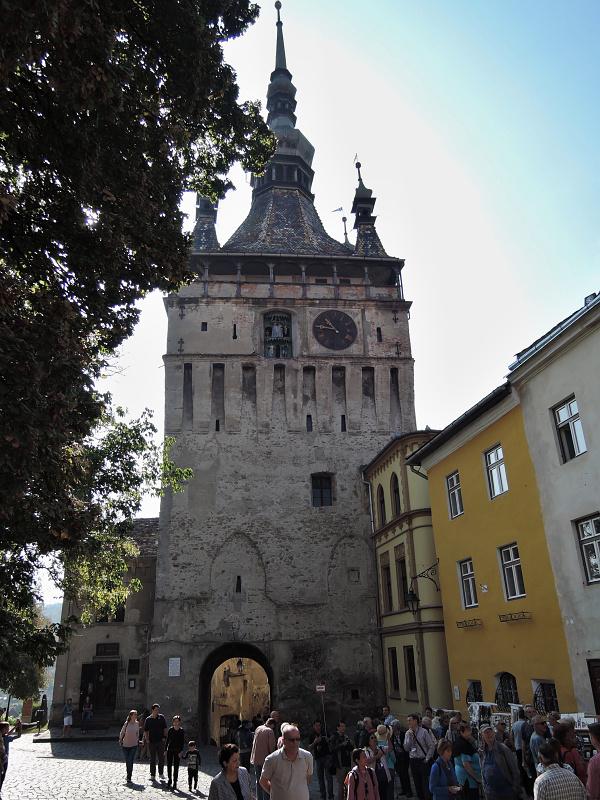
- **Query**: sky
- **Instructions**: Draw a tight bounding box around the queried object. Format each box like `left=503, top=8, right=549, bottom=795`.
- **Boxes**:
left=82, top=1, right=600, bottom=534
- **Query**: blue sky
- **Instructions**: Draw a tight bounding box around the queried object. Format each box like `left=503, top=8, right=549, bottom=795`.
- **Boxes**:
left=97, top=0, right=599, bottom=523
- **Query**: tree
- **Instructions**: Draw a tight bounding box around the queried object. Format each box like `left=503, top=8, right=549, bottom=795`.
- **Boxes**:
left=0, top=2, right=274, bottom=684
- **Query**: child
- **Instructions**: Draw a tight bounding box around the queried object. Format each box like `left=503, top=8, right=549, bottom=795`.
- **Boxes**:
left=184, top=740, right=202, bottom=792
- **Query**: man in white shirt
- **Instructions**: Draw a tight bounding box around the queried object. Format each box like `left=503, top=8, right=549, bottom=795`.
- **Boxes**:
left=260, top=725, right=313, bottom=800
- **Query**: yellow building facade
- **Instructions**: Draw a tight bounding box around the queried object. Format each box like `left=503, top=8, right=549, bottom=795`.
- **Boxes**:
left=407, top=385, right=577, bottom=717
left=364, top=431, right=452, bottom=718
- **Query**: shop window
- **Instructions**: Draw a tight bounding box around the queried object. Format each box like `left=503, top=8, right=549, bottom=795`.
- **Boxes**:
left=264, top=312, right=292, bottom=358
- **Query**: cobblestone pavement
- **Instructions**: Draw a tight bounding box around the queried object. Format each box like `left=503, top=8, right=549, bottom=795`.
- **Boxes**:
left=1, top=736, right=325, bottom=800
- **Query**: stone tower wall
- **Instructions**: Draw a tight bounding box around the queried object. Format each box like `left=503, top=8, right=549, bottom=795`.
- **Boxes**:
left=148, top=274, right=415, bottom=736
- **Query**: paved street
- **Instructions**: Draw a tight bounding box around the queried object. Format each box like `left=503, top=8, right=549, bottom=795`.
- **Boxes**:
left=2, top=735, right=324, bottom=800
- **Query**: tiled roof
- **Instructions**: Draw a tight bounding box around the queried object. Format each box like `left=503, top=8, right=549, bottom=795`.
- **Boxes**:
left=222, top=188, right=350, bottom=256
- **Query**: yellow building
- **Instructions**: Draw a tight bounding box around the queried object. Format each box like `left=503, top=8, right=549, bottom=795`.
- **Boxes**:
left=364, top=431, right=452, bottom=717
left=407, top=384, right=577, bottom=716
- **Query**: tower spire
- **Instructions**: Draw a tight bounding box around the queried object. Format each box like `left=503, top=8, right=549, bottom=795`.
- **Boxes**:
left=351, top=162, right=388, bottom=257
left=267, top=2, right=297, bottom=130
left=275, top=1, right=286, bottom=70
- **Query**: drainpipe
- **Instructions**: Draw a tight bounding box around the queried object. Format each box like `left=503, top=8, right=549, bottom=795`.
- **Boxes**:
left=361, top=470, right=387, bottom=711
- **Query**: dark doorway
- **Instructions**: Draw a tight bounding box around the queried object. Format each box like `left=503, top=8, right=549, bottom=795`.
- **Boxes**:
left=589, top=660, right=600, bottom=713
left=79, top=662, right=118, bottom=712
left=199, top=643, right=274, bottom=744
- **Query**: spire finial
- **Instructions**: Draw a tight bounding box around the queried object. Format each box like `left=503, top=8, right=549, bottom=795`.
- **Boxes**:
left=342, top=215, right=350, bottom=245
left=355, top=161, right=363, bottom=183
left=274, top=2, right=286, bottom=70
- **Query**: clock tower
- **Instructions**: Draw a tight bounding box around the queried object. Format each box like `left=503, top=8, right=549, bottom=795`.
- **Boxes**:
left=149, top=3, right=415, bottom=737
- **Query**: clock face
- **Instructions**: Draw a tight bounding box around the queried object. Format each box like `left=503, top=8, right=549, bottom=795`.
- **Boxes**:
left=312, top=310, right=358, bottom=350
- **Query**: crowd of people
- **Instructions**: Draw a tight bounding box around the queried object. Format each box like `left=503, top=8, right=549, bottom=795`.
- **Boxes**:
left=240, top=704, right=600, bottom=800
left=112, top=701, right=600, bottom=800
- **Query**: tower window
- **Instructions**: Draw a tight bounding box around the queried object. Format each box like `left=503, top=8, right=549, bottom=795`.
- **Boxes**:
left=215, top=419, right=220, bottom=432
left=201, top=322, right=208, bottom=331
left=376, top=327, right=383, bottom=342
left=306, top=414, right=313, bottom=432
left=233, top=323, right=238, bottom=340
left=311, top=474, right=333, bottom=507
left=264, top=312, right=292, bottom=358
left=341, top=414, right=347, bottom=432
left=235, top=576, right=242, bottom=593
left=315, top=278, right=328, bottom=285
left=339, top=278, right=351, bottom=285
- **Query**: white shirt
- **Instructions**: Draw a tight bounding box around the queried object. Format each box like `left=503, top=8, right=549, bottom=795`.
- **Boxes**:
left=261, top=747, right=313, bottom=800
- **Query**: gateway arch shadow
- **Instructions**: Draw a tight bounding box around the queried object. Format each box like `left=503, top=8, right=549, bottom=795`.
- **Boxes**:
left=199, top=642, right=274, bottom=744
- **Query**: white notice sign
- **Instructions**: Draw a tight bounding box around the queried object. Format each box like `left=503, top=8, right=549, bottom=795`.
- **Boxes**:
left=316, top=684, right=326, bottom=692
left=168, top=657, right=181, bottom=677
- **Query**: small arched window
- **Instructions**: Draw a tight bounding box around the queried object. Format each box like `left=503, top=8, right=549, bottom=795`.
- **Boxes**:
left=391, top=473, right=401, bottom=517
left=495, top=672, right=520, bottom=711
left=377, top=484, right=386, bottom=527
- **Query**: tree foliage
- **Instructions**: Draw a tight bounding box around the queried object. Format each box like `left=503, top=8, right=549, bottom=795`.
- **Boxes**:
left=0, top=0, right=274, bottom=687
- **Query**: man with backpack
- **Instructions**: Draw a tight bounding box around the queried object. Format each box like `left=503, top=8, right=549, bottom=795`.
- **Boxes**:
left=330, top=721, right=354, bottom=800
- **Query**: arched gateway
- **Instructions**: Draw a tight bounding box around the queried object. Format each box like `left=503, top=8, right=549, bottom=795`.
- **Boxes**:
left=200, top=643, right=274, bottom=744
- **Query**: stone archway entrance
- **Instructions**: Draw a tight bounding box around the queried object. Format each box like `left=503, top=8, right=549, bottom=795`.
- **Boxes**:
left=199, top=643, right=274, bottom=744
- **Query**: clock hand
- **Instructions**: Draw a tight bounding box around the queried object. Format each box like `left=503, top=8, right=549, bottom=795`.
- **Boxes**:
left=323, top=317, right=339, bottom=334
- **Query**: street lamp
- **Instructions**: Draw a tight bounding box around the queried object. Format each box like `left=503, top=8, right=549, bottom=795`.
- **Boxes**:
left=407, top=559, right=440, bottom=615
left=406, top=589, right=420, bottom=614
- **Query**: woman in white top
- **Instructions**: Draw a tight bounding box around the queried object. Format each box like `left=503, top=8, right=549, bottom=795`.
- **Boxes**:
left=119, top=710, right=140, bottom=784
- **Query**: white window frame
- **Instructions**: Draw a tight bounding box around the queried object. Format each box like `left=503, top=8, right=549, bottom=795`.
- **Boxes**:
left=459, top=558, right=478, bottom=608
left=499, top=543, right=526, bottom=600
left=554, top=397, right=587, bottom=462
left=485, top=444, right=508, bottom=498
left=578, top=514, right=600, bottom=584
left=447, top=471, right=464, bottom=519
